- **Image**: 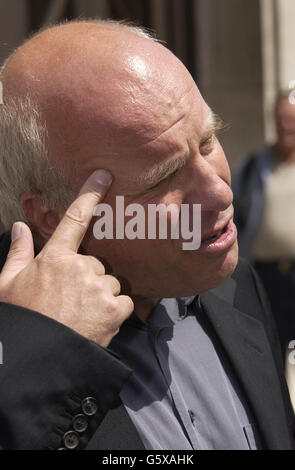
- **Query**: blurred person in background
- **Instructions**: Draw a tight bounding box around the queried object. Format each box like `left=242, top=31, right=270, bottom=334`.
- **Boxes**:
left=233, top=91, right=295, bottom=360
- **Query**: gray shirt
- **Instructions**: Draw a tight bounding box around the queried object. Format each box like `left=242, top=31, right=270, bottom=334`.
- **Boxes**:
left=109, top=296, right=262, bottom=450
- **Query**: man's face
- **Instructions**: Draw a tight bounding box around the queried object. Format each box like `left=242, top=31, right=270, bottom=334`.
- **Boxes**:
left=276, top=98, right=295, bottom=152
left=33, top=32, right=238, bottom=299
left=74, top=55, right=238, bottom=298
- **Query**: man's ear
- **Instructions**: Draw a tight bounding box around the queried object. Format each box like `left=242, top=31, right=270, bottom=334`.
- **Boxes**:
left=21, top=193, right=62, bottom=242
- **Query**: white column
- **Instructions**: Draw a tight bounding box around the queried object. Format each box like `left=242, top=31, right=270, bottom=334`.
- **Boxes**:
left=276, top=0, right=295, bottom=90
left=260, top=0, right=279, bottom=143
left=194, top=0, right=264, bottom=167
left=260, top=0, right=295, bottom=143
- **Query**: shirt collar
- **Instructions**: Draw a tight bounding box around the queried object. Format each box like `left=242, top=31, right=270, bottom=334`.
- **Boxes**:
left=127, top=295, right=198, bottom=330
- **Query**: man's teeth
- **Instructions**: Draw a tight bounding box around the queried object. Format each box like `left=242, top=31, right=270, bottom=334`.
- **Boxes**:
left=204, top=231, right=223, bottom=243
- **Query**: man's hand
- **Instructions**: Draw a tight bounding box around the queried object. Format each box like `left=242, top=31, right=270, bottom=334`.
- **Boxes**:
left=0, top=170, right=134, bottom=347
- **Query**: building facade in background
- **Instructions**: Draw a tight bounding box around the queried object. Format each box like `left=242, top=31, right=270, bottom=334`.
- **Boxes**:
left=0, top=0, right=294, bottom=168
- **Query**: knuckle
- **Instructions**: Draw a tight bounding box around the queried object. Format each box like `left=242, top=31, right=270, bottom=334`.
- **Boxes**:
left=93, top=277, right=105, bottom=292
left=65, top=206, right=87, bottom=228
left=104, top=297, right=119, bottom=315
left=97, top=264, right=106, bottom=276
left=73, top=257, right=88, bottom=275
left=37, top=247, right=64, bottom=264
left=106, top=275, right=121, bottom=291
left=83, top=275, right=99, bottom=294
left=122, top=296, right=134, bottom=315
left=86, top=256, right=105, bottom=275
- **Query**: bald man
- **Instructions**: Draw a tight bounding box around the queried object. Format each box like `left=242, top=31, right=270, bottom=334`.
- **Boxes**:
left=0, top=20, right=294, bottom=450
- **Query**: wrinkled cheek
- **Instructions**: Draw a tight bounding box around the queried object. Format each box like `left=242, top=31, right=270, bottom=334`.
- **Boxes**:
left=224, top=159, right=232, bottom=187
left=215, top=142, right=232, bottom=186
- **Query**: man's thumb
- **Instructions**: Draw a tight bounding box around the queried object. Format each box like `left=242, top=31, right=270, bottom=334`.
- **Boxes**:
left=1, top=222, right=35, bottom=281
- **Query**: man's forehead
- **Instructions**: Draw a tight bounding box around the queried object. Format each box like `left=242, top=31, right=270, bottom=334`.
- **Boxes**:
left=3, top=22, right=206, bottom=185
left=3, top=22, right=192, bottom=128
left=142, top=104, right=215, bottom=152
left=41, top=59, right=199, bottom=177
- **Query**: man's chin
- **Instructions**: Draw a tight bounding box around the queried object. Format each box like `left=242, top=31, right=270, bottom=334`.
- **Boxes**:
left=211, top=241, right=239, bottom=282
left=118, top=241, right=239, bottom=299
left=176, top=241, right=239, bottom=297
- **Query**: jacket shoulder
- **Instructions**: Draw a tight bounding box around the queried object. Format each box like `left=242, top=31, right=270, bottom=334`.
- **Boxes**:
left=231, top=258, right=271, bottom=318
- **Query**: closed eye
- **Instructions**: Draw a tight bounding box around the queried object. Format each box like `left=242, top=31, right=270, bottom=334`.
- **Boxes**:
left=200, top=134, right=216, bottom=155
left=149, top=167, right=181, bottom=191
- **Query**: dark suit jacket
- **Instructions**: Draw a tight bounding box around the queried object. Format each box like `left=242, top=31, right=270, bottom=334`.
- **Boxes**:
left=0, top=232, right=294, bottom=450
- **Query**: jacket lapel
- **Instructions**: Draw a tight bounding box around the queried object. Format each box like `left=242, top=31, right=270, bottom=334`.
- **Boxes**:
left=200, top=288, right=292, bottom=450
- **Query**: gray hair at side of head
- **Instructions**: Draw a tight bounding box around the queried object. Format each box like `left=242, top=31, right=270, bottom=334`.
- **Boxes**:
left=0, top=95, right=77, bottom=230
left=0, top=19, right=158, bottom=231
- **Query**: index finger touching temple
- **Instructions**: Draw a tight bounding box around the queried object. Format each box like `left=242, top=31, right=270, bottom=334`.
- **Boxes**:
left=47, top=169, right=113, bottom=253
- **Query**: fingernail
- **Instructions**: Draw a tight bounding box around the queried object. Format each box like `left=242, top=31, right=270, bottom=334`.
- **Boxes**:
left=94, top=169, right=113, bottom=186
left=11, top=222, right=23, bottom=242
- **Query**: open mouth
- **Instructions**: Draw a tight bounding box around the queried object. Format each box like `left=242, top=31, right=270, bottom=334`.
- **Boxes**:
left=202, top=225, right=227, bottom=244
left=198, top=218, right=237, bottom=254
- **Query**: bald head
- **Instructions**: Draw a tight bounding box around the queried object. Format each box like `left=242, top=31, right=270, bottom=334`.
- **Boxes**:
left=2, top=21, right=197, bottom=181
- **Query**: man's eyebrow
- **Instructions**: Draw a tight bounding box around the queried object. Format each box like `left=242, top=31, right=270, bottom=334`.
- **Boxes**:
left=134, top=112, right=226, bottom=190
left=137, top=153, right=189, bottom=188
left=203, top=112, right=226, bottom=138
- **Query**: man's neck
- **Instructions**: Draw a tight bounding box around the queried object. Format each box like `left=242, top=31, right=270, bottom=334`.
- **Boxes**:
left=132, top=296, right=160, bottom=323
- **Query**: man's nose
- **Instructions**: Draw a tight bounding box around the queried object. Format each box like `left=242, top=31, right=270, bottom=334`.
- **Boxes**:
left=184, top=159, right=233, bottom=212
